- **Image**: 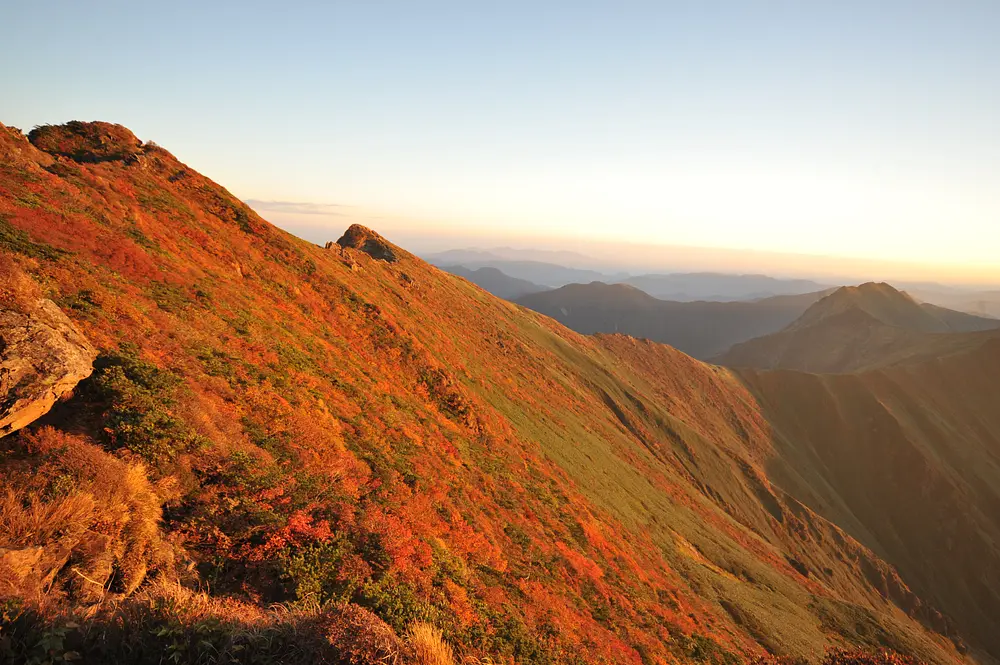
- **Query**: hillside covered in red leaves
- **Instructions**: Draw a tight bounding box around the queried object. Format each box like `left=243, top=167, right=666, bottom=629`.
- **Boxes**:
left=2, top=121, right=998, bottom=665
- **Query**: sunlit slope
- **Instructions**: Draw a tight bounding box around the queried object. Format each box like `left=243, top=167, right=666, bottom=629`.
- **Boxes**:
left=738, top=336, right=1000, bottom=661
left=718, top=283, right=1000, bottom=372
left=0, top=122, right=973, bottom=663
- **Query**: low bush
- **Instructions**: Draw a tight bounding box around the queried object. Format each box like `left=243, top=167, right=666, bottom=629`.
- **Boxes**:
left=90, top=343, right=201, bottom=469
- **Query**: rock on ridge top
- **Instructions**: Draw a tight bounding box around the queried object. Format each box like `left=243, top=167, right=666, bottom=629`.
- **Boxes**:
left=335, top=224, right=398, bottom=262
left=28, top=121, right=144, bottom=164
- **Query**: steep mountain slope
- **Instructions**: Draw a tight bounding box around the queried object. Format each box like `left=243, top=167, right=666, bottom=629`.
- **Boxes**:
left=619, top=273, right=831, bottom=302
left=0, top=121, right=988, bottom=664
left=517, top=282, right=833, bottom=359
left=439, top=265, right=549, bottom=300
left=717, top=284, right=1000, bottom=372
left=737, top=335, right=1000, bottom=662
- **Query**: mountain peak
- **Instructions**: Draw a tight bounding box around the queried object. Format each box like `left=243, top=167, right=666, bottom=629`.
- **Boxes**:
left=717, top=279, right=1000, bottom=372
left=790, top=281, right=924, bottom=331
left=335, top=224, right=398, bottom=262
left=845, top=281, right=914, bottom=299
left=831, top=281, right=911, bottom=301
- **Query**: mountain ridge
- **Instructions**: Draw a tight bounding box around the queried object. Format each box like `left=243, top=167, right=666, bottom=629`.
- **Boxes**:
left=737, top=333, right=1000, bottom=660
left=0, top=120, right=996, bottom=664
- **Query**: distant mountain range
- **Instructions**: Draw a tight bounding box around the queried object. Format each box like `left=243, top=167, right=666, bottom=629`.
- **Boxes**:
left=433, top=250, right=1000, bottom=330
left=717, top=282, right=1000, bottom=372
left=424, top=247, right=603, bottom=268
left=907, top=287, right=1000, bottom=319
left=618, top=273, right=831, bottom=301
left=438, top=265, right=548, bottom=300
left=433, top=258, right=611, bottom=289
left=430, top=253, right=836, bottom=302
left=429, top=250, right=1000, bottom=315
left=516, top=282, right=835, bottom=359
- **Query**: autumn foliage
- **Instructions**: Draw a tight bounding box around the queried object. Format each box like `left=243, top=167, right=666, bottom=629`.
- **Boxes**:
left=0, top=121, right=972, bottom=664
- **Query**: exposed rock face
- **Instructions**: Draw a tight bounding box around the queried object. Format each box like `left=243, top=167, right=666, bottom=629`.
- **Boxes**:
left=1, top=299, right=98, bottom=437
left=335, top=224, right=398, bottom=262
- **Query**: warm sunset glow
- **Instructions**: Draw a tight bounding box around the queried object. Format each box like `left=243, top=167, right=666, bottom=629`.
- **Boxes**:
left=5, top=4, right=1000, bottom=663
left=4, top=2, right=999, bottom=284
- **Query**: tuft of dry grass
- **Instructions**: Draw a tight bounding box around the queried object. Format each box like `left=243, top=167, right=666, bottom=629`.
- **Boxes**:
left=0, top=489, right=96, bottom=547
left=123, top=577, right=271, bottom=626
left=0, top=427, right=172, bottom=603
left=1, top=578, right=332, bottom=663
left=407, top=622, right=455, bottom=665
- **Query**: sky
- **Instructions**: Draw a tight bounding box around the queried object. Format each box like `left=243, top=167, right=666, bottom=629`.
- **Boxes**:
left=2, top=1, right=1000, bottom=283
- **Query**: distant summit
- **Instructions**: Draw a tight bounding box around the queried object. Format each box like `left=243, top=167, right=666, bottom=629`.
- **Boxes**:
left=788, top=282, right=978, bottom=333
left=717, top=282, right=1000, bottom=372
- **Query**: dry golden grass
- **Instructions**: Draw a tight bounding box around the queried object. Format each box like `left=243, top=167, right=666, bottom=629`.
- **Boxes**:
left=407, top=622, right=455, bottom=665
left=1, top=577, right=427, bottom=664
left=0, top=427, right=171, bottom=602
left=125, top=577, right=271, bottom=626
left=0, top=490, right=95, bottom=547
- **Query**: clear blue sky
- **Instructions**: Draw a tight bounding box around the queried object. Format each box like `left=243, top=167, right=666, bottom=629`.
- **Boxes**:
left=3, top=1, right=1000, bottom=280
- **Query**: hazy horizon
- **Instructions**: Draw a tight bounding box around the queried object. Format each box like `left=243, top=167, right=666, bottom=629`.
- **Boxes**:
left=250, top=201, right=1000, bottom=289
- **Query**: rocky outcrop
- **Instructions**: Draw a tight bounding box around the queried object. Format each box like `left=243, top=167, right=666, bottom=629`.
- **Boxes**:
left=335, top=224, right=398, bottom=262
left=1, top=299, right=98, bottom=437
left=28, top=121, right=144, bottom=164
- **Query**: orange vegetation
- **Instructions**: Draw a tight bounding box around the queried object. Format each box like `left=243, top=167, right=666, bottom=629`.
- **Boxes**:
left=0, top=121, right=994, bottom=665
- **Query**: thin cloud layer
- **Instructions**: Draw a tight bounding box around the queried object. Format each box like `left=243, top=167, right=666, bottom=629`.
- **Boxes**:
left=245, top=200, right=350, bottom=216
